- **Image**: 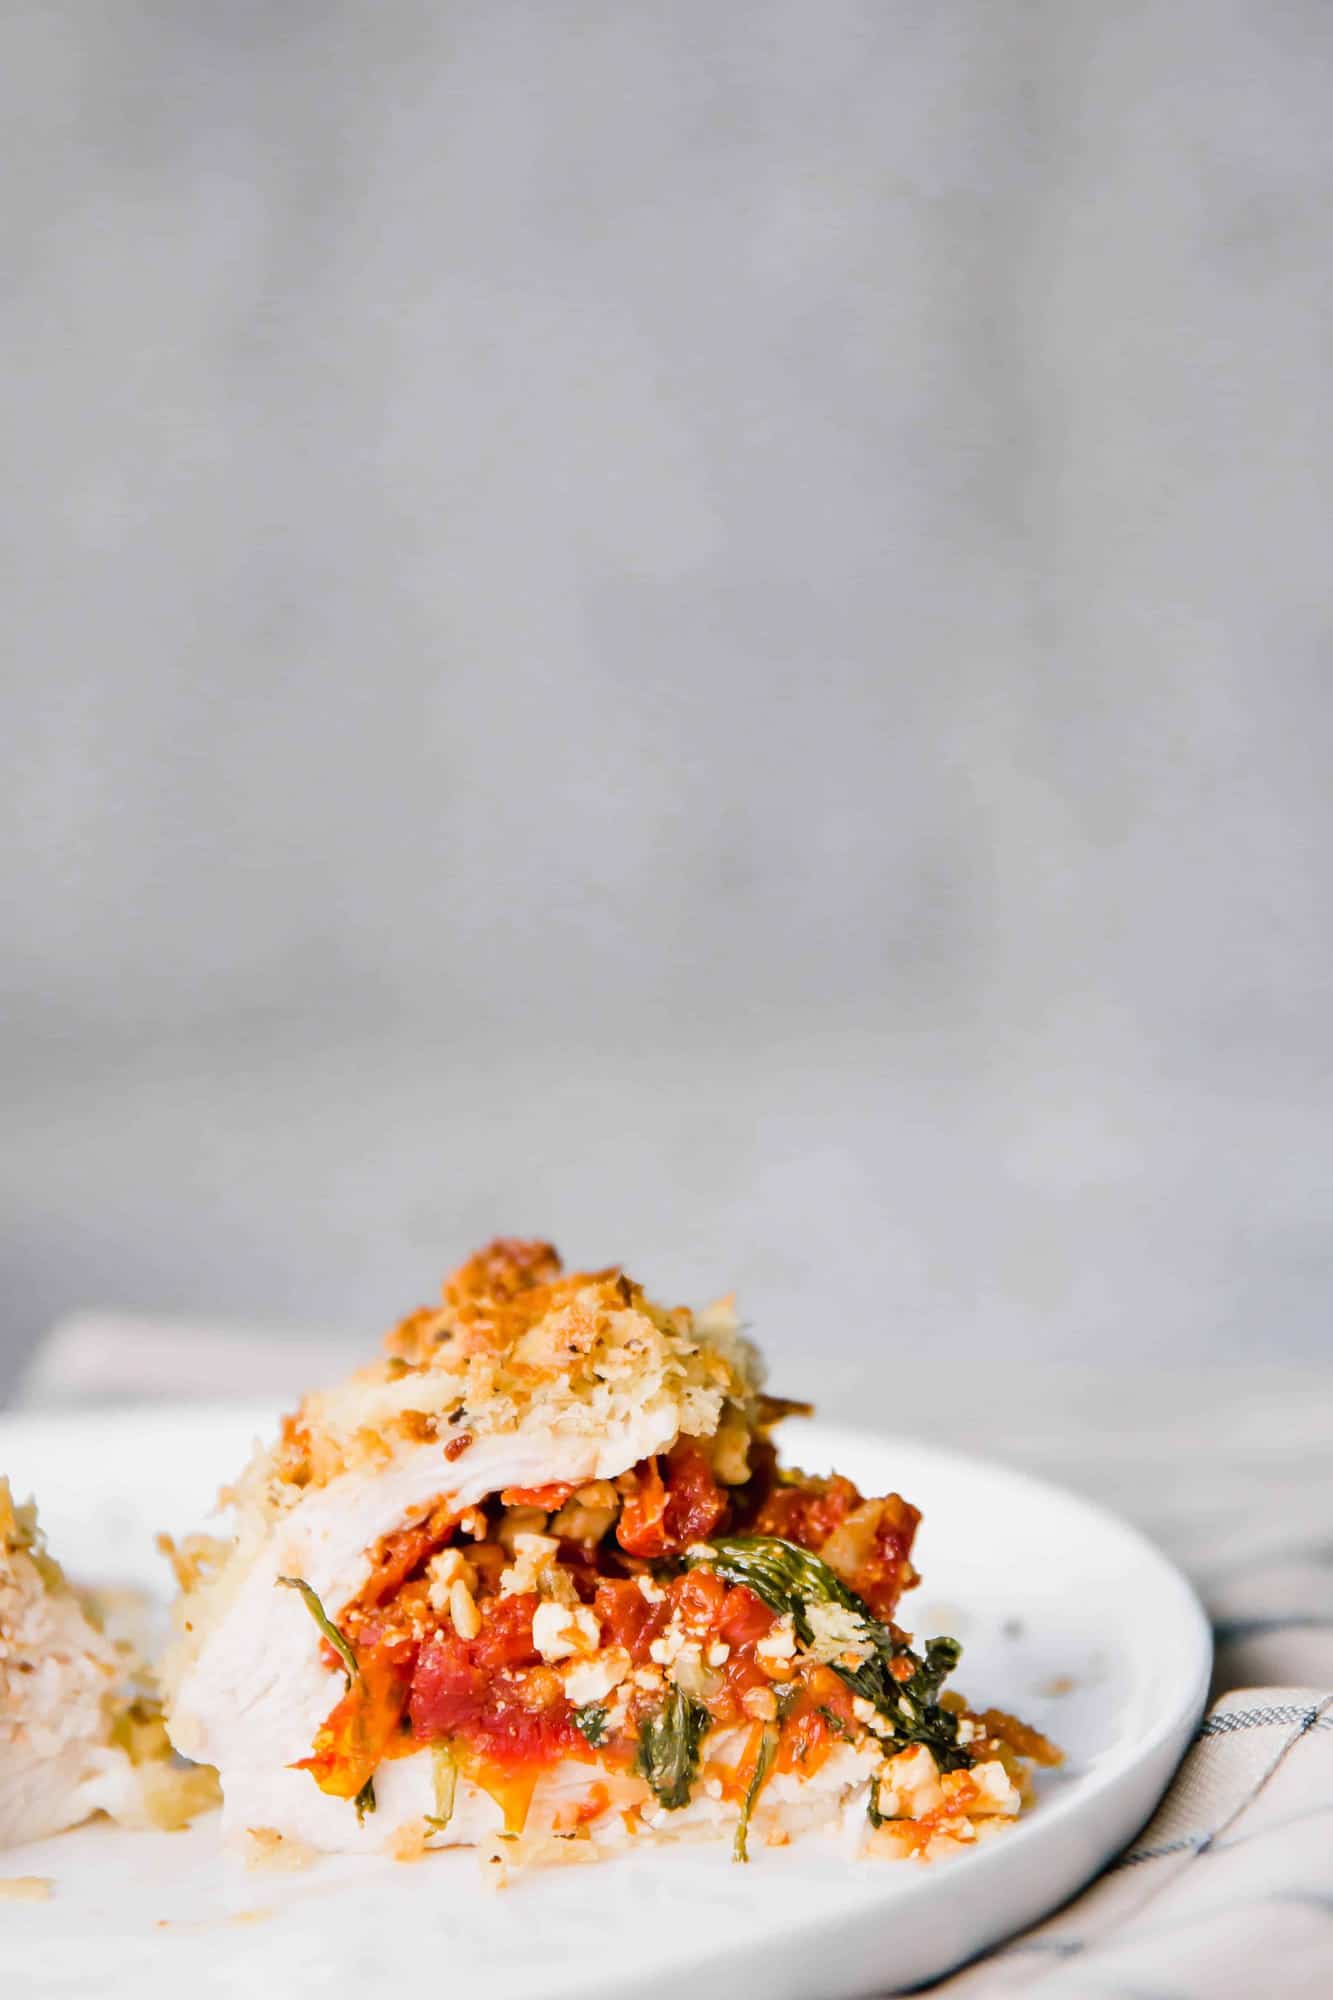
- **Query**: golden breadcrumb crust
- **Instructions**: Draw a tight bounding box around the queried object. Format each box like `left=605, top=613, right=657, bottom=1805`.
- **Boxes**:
left=266, top=1239, right=761, bottom=1496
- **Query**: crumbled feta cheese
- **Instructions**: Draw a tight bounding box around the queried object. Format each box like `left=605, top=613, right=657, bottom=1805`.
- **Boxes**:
left=647, top=1620, right=701, bottom=1674
left=849, top=1695, right=890, bottom=1738
left=705, top=1641, right=730, bottom=1666
left=449, top=1577, right=481, bottom=1640
left=877, top=1744, right=943, bottom=1820
left=549, top=1481, right=619, bottom=1544
left=801, top=1600, right=874, bottom=1666
left=561, top=1648, right=632, bottom=1706
left=531, top=1601, right=600, bottom=1663
left=742, top=1685, right=778, bottom=1721
left=498, top=1533, right=577, bottom=1604
left=635, top=1575, right=666, bottom=1604
left=963, top=1760, right=1021, bottom=1817
left=754, top=1613, right=797, bottom=1672
left=425, top=1548, right=476, bottom=1614
left=497, top=1508, right=550, bottom=1552
left=515, top=1532, right=559, bottom=1561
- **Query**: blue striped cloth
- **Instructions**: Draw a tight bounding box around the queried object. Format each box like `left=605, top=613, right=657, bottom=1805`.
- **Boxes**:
left=930, top=1690, right=1332, bottom=1995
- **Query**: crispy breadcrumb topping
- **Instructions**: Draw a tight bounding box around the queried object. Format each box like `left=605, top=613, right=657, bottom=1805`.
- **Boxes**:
left=264, top=1240, right=761, bottom=1497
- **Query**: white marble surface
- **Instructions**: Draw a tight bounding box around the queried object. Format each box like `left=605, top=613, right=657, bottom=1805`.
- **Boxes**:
left=3, top=5, right=1332, bottom=1386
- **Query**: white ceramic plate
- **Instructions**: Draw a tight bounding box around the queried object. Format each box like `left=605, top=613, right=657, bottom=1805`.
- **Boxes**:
left=0, top=1404, right=1210, bottom=1999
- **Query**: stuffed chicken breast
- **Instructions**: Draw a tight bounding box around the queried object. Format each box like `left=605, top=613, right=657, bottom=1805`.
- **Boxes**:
left=163, top=1239, right=1056, bottom=1869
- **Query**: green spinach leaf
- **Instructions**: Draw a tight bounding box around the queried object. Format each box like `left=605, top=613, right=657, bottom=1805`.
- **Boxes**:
left=572, top=1702, right=611, bottom=1748
left=276, top=1575, right=361, bottom=1688
left=733, top=1722, right=779, bottom=1863
left=634, top=1686, right=710, bottom=1810
left=682, top=1536, right=970, bottom=1772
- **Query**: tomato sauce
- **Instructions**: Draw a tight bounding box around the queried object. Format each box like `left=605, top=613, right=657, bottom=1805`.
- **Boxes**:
left=295, top=1639, right=414, bottom=1799
left=615, top=1442, right=729, bottom=1558
left=590, top=1576, right=667, bottom=1660
left=409, top=1606, right=585, bottom=1767
left=295, top=1443, right=923, bottom=1810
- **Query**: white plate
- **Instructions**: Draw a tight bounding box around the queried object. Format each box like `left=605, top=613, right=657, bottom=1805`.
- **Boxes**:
left=0, top=1404, right=1210, bottom=1999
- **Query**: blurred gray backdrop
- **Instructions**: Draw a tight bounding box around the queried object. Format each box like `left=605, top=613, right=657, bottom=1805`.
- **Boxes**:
left=4, top=2, right=1331, bottom=1397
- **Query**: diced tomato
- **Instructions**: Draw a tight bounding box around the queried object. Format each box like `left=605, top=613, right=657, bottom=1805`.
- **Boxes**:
left=840, top=1493, right=920, bottom=1622
left=297, top=1439, right=928, bottom=1801
left=716, top=1583, right=774, bottom=1649
left=751, top=1476, right=920, bottom=1620
left=599, top=1574, right=778, bottom=1728
left=667, top=1566, right=727, bottom=1631
left=805, top=1663, right=857, bottom=1725
left=499, top=1482, right=577, bottom=1509
left=615, top=1457, right=668, bottom=1556
left=663, top=1442, right=730, bottom=1546
left=769, top=1669, right=855, bottom=1779
left=406, top=1594, right=543, bottom=1741
left=353, top=1502, right=456, bottom=1613
left=751, top=1472, right=863, bottom=1550
left=407, top=1594, right=583, bottom=1768
left=616, top=1443, right=729, bottom=1558
left=592, top=1577, right=667, bottom=1661
left=470, top=1591, right=544, bottom=1671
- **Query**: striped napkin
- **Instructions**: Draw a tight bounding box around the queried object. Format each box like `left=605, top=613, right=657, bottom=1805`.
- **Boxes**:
left=15, top=1315, right=1333, bottom=1995
left=930, top=1689, right=1332, bottom=1996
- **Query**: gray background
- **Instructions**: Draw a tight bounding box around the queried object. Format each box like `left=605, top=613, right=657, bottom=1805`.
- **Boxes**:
left=4, top=2, right=1332, bottom=1399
